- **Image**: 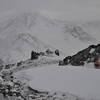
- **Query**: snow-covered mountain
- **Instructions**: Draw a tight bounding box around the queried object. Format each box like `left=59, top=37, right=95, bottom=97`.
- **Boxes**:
left=0, top=33, right=56, bottom=63
left=0, top=12, right=98, bottom=63
left=81, top=20, right=100, bottom=41
left=1, top=12, right=100, bottom=100
left=0, top=12, right=96, bottom=44
left=0, top=12, right=96, bottom=42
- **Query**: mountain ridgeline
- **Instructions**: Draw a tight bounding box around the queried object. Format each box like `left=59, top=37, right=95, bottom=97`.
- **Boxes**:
left=0, top=12, right=98, bottom=63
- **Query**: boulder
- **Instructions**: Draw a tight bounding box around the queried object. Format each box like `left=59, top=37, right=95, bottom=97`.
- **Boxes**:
left=31, top=51, right=39, bottom=60
left=55, top=49, right=59, bottom=56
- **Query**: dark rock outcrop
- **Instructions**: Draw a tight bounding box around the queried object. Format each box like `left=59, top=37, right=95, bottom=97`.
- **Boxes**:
left=59, top=43, right=100, bottom=68
left=31, top=51, right=40, bottom=60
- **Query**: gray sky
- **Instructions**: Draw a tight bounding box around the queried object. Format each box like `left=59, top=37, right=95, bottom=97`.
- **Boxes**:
left=0, top=0, right=100, bottom=21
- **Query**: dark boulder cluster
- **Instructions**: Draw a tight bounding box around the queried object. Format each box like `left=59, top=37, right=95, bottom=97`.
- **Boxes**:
left=0, top=71, right=47, bottom=100
left=31, top=49, right=60, bottom=60
left=0, top=70, right=60, bottom=100
left=59, top=44, right=100, bottom=68
left=31, top=51, right=40, bottom=60
left=0, top=71, right=26, bottom=100
left=45, top=49, right=60, bottom=56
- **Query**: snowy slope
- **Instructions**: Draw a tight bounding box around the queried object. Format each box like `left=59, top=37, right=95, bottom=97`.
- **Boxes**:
left=0, top=11, right=100, bottom=100
left=0, top=12, right=98, bottom=63
left=0, top=33, right=56, bottom=63
left=81, top=20, right=100, bottom=43
left=14, top=65, right=100, bottom=100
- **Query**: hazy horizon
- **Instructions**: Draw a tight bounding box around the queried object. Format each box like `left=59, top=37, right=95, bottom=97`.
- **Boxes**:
left=0, top=0, right=100, bottom=21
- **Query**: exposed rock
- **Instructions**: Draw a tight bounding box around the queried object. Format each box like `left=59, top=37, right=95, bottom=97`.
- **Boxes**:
left=59, top=43, right=100, bottom=68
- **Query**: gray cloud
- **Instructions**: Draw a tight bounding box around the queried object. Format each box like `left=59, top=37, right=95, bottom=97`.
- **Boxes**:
left=0, top=0, right=100, bottom=21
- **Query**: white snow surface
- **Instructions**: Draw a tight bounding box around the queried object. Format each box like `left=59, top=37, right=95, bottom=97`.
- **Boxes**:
left=0, top=11, right=100, bottom=100
left=0, top=11, right=99, bottom=63
left=14, top=65, right=100, bottom=100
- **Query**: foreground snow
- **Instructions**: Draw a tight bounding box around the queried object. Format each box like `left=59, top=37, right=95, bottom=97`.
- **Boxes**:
left=14, top=64, right=100, bottom=100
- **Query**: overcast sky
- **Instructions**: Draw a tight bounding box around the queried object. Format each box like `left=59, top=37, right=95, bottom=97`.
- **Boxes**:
left=0, top=0, right=100, bottom=21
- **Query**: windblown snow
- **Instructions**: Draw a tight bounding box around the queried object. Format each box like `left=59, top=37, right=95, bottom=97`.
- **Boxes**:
left=0, top=11, right=100, bottom=100
left=0, top=12, right=98, bottom=63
